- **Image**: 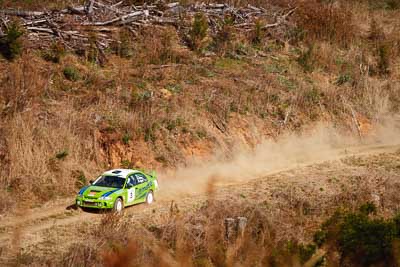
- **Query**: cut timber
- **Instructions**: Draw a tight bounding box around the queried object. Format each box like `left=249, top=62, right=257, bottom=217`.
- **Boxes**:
left=83, top=11, right=144, bottom=26
left=27, top=27, right=54, bottom=34
left=0, top=9, right=45, bottom=17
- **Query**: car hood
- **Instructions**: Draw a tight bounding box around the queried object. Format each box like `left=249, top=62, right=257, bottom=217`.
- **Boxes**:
left=82, top=186, right=121, bottom=199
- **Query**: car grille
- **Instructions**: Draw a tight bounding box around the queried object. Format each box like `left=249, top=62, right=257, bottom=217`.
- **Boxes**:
left=83, top=201, right=98, bottom=207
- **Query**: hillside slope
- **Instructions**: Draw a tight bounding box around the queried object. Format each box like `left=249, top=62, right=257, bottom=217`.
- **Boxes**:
left=0, top=0, right=400, bottom=265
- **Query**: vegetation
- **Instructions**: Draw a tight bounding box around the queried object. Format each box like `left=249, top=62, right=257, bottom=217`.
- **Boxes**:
left=0, top=22, right=23, bottom=60
left=63, top=66, right=80, bottom=81
left=188, top=13, right=209, bottom=51
left=0, top=0, right=400, bottom=264
left=313, top=203, right=400, bottom=266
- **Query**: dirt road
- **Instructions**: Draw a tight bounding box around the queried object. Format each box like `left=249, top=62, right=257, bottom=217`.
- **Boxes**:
left=0, top=142, right=399, bottom=265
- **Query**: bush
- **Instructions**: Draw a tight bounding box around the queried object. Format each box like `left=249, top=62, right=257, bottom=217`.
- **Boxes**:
left=359, top=202, right=377, bottom=215
left=212, top=15, right=235, bottom=55
left=134, top=27, right=182, bottom=66
left=122, top=133, right=131, bottom=145
left=317, top=203, right=400, bottom=266
left=41, top=41, right=65, bottom=63
left=298, top=244, right=317, bottom=264
left=0, top=22, right=23, bottom=60
left=55, top=150, right=68, bottom=160
left=251, top=19, right=264, bottom=45
left=73, top=170, right=87, bottom=188
left=339, top=213, right=395, bottom=265
left=297, top=45, right=315, bottom=72
left=377, top=42, right=391, bottom=75
left=188, top=13, right=209, bottom=51
left=335, top=73, right=353, bottom=86
left=87, top=32, right=100, bottom=64
left=115, top=27, right=133, bottom=58
left=63, top=66, right=80, bottom=81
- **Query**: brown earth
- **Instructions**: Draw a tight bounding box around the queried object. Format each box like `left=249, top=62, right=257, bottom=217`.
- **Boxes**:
left=0, top=142, right=399, bottom=266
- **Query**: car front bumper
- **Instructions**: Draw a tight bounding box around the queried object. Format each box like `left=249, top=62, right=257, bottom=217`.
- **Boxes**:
left=76, top=196, right=114, bottom=209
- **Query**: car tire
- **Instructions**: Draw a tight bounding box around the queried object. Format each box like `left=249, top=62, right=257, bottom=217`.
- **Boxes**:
left=113, top=198, right=124, bottom=212
left=146, top=191, right=154, bottom=204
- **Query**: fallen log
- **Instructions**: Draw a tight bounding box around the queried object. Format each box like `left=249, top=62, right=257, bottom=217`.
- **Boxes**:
left=27, top=27, right=54, bottom=34
left=0, top=9, right=45, bottom=17
left=82, top=11, right=144, bottom=26
left=23, top=19, right=47, bottom=26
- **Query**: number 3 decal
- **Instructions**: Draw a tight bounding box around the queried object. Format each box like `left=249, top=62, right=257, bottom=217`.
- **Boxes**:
left=128, top=188, right=135, bottom=202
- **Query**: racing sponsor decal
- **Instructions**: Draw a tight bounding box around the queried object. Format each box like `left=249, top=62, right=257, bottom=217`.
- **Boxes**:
left=136, top=182, right=152, bottom=199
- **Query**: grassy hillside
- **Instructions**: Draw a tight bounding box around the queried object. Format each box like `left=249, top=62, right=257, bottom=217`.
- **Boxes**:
left=0, top=0, right=399, bottom=212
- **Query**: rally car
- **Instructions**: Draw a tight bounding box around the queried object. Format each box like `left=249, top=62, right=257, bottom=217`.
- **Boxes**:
left=76, top=169, right=159, bottom=212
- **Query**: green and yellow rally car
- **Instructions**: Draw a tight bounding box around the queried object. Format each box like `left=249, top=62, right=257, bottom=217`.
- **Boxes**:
left=76, top=169, right=159, bottom=212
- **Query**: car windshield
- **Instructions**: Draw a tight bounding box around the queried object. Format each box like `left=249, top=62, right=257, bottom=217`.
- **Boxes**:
left=93, top=176, right=126, bottom=189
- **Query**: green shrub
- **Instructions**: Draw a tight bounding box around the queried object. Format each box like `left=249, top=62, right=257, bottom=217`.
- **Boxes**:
left=144, top=123, right=158, bottom=143
left=0, top=22, right=23, bottom=60
left=297, top=45, right=314, bottom=72
left=189, top=13, right=208, bottom=51
left=338, top=213, right=395, bottom=265
left=304, top=87, right=321, bottom=104
left=55, top=150, right=68, bottom=160
left=251, top=19, right=264, bottom=45
left=116, top=28, right=133, bottom=58
left=377, top=42, right=391, bottom=75
left=166, top=84, right=182, bottom=94
left=42, top=41, right=65, bottom=63
left=316, top=203, right=400, bottom=266
left=122, top=133, right=131, bottom=145
left=298, top=244, right=317, bottom=264
left=335, top=73, right=353, bottom=86
left=359, top=202, right=377, bottom=215
left=165, top=117, right=184, bottom=131
left=63, top=66, right=80, bottom=81
left=212, top=15, right=234, bottom=55
left=313, top=230, right=327, bottom=247
left=74, top=170, right=87, bottom=188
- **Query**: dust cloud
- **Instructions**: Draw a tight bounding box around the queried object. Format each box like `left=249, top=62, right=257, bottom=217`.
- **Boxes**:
left=158, top=116, right=400, bottom=198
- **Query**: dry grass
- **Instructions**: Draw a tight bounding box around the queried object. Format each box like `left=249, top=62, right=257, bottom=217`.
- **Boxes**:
left=294, top=1, right=356, bottom=46
left=0, top=0, right=399, bottom=212
left=0, top=0, right=85, bottom=10
left=56, top=156, right=400, bottom=267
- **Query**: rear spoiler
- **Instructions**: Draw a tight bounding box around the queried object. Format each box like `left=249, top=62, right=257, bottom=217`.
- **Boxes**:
left=140, top=169, right=156, bottom=179
left=149, top=170, right=157, bottom=178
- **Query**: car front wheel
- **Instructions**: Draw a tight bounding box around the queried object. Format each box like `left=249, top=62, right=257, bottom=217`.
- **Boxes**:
left=113, top=198, right=124, bottom=212
left=146, top=191, right=154, bottom=204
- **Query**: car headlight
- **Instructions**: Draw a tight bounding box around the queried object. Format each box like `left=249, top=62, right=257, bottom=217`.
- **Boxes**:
left=99, top=196, right=111, bottom=200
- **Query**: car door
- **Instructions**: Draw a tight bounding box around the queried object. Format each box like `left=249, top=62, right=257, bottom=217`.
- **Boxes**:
left=126, top=175, right=137, bottom=205
left=134, top=172, right=149, bottom=201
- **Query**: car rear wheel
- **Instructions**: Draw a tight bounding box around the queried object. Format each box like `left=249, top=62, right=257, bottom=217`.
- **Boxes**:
left=113, top=198, right=124, bottom=212
left=146, top=191, right=154, bottom=204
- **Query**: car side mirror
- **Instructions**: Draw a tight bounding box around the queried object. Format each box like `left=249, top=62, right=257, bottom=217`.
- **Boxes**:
left=89, top=180, right=93, bottom=185
left=126, top=183, right=133, bottom=189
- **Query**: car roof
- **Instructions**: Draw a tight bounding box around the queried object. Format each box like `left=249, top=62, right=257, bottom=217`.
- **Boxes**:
left=102, top=169, right=141, bottom=178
